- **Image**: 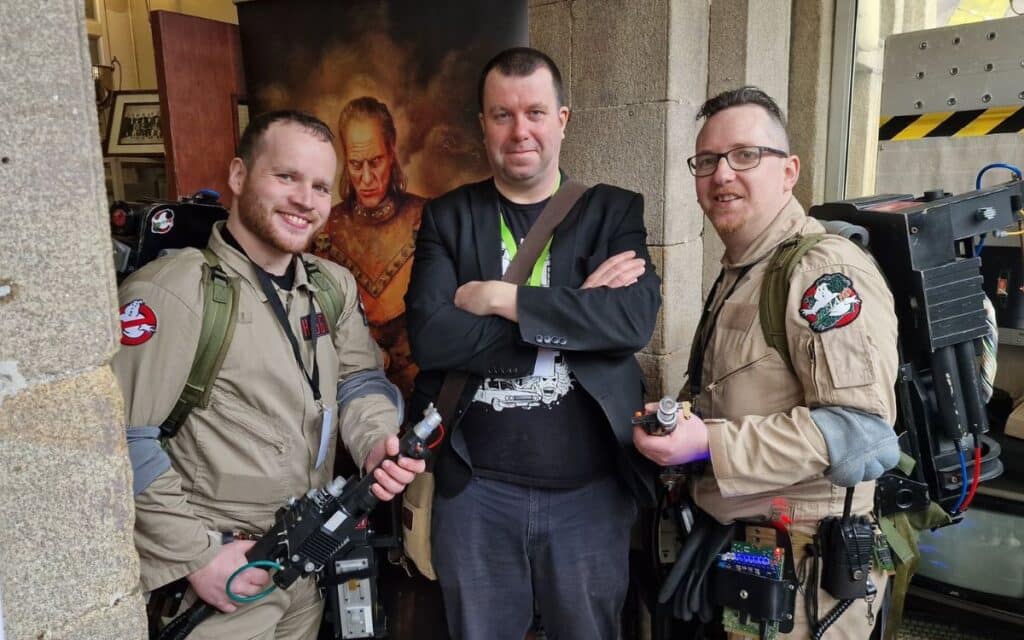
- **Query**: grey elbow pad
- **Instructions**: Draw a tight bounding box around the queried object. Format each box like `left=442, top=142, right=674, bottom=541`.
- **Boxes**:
left=126, top=426, right=171, bottom=495
left=811, top=406, right=900, bottom=487
left=338, top=370, right=404, bottom=423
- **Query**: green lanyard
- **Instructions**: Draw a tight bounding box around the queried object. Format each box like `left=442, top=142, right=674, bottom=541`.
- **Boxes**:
left=498, top=176, right=559, bottom=287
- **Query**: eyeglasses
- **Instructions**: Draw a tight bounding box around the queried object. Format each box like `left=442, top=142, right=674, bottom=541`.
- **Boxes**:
left=686, top=146, right=789, bottom=177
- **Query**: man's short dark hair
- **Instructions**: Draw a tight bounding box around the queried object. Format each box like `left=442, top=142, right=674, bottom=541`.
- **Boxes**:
left=237, top=110, right=334, bottom=166
left=697, top=86, right=787, bottom=124
left=337, top=96, right=407, bottom=202
left=477, top=47, right=564, bottom=111
left=696, top=86, right=789, bottom=148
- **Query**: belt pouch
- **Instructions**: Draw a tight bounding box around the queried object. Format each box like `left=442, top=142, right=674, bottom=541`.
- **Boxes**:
left=710, top=526, right=798, bottom=634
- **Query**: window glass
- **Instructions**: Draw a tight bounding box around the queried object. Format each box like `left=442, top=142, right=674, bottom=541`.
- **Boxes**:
left=843, top=0, right=1021, bottom=197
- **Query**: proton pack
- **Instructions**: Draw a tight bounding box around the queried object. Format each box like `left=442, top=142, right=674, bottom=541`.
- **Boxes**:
left=110, top=189, right=228, bottom=282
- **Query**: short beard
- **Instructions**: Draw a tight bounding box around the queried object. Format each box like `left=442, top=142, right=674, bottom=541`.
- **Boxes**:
left=237, top=188, right=313, bottom=255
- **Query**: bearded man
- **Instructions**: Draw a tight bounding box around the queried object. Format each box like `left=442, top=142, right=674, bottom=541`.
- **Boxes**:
left=112, top=110, right=425, bottom=640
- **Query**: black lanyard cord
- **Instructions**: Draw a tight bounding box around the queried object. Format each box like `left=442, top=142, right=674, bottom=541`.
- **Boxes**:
left=254, top=268, right=322, bottom=403
left=687, top=264, right=754, bottom=398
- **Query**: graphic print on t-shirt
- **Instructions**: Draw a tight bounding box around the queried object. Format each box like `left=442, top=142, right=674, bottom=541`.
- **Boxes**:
left=471, top=238, right=573, bottom=411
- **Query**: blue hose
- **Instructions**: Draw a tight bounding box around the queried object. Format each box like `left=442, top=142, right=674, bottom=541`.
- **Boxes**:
left=973, top=163, right=1023, bottom=257
left=951, top=443, right=968, bottom=514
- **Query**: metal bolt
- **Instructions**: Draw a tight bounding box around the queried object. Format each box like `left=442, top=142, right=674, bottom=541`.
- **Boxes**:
left=982, top=94, right=992, bottom=103
left=915, top=71, right=924, bottom=79
left=919, top=41, right=928, bottom=49
left=291, top=554, right=301, bottom=562
left=947, top=97, right=957, bottom=106
left=854, top=569, right=865, bottom=580
left=987, top=31, right=996, bottom=40
left=910, top=226, right=919, bottom=235
left=914, top=100, right=923, bottom=110
left=985, top=63, right=994, bottom=72
left=786, top=613, right=794, bottom=620
left=304, top=561, right=316, bottom=573
left=953, top=36, right=961, bottom=45
left=949, top=66, right=959, bottom=76
left=739, top=589, right=749, bottom=600
left=1019, top=91, right=1024, bottom=101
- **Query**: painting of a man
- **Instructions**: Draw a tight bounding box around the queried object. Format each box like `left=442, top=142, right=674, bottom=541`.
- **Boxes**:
left=314, top=97, right=424, bottom=396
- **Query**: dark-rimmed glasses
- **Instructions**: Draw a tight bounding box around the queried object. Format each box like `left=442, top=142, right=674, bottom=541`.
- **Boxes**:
left=686, top=146, right=789, bottom=177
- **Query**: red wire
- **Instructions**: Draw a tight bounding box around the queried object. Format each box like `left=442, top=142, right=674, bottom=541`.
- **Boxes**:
left=427, top=422, right=446, bottom=449
left=960, top=446, right=982, bottom=511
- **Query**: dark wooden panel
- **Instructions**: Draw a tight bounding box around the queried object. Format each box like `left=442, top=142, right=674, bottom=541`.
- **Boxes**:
left=152, top=10, right=245, bottom=203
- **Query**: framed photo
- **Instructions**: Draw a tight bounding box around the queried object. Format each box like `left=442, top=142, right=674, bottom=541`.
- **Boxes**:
left=106, top=91, right=165, bottom=156
left=232, top=95, right=249, bottom=152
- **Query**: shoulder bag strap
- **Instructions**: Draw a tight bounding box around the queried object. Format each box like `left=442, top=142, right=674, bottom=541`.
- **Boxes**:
left=433, top=180, right=590, bottom=427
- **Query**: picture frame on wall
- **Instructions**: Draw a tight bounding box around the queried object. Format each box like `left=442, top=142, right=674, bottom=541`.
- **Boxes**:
left=105, top=91, right=165, bottom=156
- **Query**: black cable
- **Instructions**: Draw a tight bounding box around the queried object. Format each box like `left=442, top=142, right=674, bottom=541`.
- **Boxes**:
left=811, top=599, right=853, bottom=640
left=155, top=600, right=215, bottom=640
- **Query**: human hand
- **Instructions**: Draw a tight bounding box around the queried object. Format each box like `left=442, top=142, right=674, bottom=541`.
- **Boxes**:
left=364, top=435, right=427, bottom=502
left=187, top=540, right=269, bottom=613
left=454, top=280, right=517, bottom=319
left=633, top=401, right=710, bottom=467
left=581, top=250, right=646, bottom=289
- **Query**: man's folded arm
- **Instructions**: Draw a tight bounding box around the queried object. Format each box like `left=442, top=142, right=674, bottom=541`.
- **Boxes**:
left=406, top=203, right=538, bottom=377
left=518, top=194, right=661, bottom=355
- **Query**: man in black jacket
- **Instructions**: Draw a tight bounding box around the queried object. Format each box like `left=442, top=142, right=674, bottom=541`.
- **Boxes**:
left=405, top=47, right=661, bottom=640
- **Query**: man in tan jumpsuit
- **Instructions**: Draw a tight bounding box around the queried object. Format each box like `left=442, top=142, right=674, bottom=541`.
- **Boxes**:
left=313, top=97, right=426, bottom=397
left=634, top=87, right=900, bottom=639
left=114, top=111, right=425, bottom=640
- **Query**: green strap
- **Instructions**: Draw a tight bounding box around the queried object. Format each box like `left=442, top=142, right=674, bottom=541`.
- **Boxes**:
left=159, top=249, right=239, bottom=439
left=881, top=503, right=953, bottom=640
left=759, top=233, right=827, bottom=373
left=303, top=259, right=344, bottom=330
left=497, top=174, right=561, bottom=287
left=499, top=217, right=552, bottom=287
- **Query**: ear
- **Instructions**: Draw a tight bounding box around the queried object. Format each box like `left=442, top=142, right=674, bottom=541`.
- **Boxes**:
left=558, top=106, right=570, bottom=133
left=228, top=157, right=247, bottom=199
left=783, top=154, right=800, bottom=192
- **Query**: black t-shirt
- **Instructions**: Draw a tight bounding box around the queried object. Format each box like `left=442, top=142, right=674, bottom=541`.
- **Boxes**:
left=459, top=192, right=618, bottom=488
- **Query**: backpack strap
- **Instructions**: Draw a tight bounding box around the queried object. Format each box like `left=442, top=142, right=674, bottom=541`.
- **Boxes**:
left=303, top=258, right=344, bottom=332
left=759, top=233, right=827, bottom=374
left=159, top=249, right=240, bottom=439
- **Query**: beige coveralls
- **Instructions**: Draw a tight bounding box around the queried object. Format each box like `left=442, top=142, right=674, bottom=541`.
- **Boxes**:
left=689, top=198, right=899, bottom=639
left=113, top=224, right=397, bottom=640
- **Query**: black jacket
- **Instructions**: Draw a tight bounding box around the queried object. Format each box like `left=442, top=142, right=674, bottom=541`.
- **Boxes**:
left=405, top=178, right=661, bottom=505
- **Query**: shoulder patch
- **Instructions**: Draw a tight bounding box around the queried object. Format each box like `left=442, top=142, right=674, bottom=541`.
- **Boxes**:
left=119, top=298, right=158, bottom=345
left=798, top=273, right=861, bottom=332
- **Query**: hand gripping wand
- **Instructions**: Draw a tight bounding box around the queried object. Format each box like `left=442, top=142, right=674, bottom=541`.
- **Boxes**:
left=156, top=404, right=442, bottom=640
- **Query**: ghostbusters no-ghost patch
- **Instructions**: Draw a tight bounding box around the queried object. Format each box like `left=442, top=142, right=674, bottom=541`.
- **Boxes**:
left=119, top=298, right=158, bottom=346
left=799, top=273, right=862, bottom=332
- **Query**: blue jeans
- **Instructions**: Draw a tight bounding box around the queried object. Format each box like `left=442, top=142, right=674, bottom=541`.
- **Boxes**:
left=432, top=475, right=637, bottom=640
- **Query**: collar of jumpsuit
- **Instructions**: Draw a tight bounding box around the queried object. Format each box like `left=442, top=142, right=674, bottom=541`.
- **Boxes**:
left=719, top=196, right=806, bottom=269
left=209, top=220, right=323, bottom=301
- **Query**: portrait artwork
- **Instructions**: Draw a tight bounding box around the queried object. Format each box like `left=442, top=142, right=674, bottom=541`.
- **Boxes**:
left=238, top=0, right=527, bottom=398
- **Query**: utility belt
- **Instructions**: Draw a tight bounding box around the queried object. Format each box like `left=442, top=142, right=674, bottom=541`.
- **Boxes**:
left=659, top=498, right=887, bottom=639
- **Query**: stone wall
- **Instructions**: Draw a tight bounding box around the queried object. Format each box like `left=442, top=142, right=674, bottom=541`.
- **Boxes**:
left=530, top=0, right=711, bottom=397
left=0, top=1, right=147, bottom=638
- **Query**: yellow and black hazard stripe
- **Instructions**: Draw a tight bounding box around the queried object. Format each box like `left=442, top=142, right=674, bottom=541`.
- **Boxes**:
left=879, top=106, right=1024, bottom=141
